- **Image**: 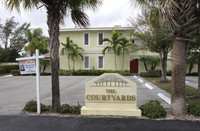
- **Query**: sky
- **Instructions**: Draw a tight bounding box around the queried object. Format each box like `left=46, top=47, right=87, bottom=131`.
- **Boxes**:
left=0, top=0, right=140, bottom=36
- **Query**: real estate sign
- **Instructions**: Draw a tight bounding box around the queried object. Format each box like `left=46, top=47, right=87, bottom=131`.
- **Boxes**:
left=19, top=60, right=36, bottom=74
left=81, top=73, right=141, bottom=117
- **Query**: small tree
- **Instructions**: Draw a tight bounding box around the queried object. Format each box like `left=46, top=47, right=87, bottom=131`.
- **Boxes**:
left=61, top=36, right=83, bottom=75
left=102, top=29, right=125, bottom=73
left=186, top=54, right=198, bottom=75
left=140, top=56, right=160, bottom=72
left=188, top=28, right=200, bottom=97
left=118, top=37, right=131, bottom=74
left=71, top=46, right=84, bottom=71
left=0, top=17, right=30, bottom=62
left=24, top=28, right=48, bottom=56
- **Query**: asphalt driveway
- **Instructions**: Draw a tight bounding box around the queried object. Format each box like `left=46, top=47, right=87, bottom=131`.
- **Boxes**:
left=0, top=75, right=170, bottom=115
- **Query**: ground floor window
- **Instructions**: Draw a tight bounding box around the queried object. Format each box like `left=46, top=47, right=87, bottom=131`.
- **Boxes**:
left=98, top=56, right=104, bottom=69
left=84, top=56, right=90, bottom=69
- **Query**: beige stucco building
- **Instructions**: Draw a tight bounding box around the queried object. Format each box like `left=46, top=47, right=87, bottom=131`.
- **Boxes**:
left=59, top=26, right=199, bottom=74
left=59, top=26, right=135, bottom=72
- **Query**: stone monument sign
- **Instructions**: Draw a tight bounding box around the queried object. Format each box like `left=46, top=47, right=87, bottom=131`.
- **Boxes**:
left=81, top=73, right=141, bottom=116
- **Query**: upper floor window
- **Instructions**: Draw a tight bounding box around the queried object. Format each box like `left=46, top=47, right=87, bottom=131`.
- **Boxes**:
left=98, top=32, right=104, bottom=46
left=84, top=33, right=89, bottom=46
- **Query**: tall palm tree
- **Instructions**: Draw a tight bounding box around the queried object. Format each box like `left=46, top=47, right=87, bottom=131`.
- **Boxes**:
left=61, top=36, right=83, bottom=76
left=4, top=0, right=101, bottom=112
left=102, top=29, right=124, bottom=73
left=159, top=0, right=200, bottom=115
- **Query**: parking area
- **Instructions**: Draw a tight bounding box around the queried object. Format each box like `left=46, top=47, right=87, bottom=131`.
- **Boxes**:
left=0, top=75, right=171, bottom=115
left=167, top=76, right=199, bottom=89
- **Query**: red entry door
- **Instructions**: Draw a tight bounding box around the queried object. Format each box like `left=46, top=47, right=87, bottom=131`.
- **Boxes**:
left=130, top=59, right=138, bottom=73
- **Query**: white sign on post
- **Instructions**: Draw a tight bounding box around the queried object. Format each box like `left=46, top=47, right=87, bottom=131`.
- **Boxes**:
left=16, top=49, right=45, bottom=115
left=19, top=60, right=36, bottom=74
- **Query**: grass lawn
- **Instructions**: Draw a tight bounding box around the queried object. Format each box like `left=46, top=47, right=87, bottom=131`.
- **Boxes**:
left=144, top=77, right=197, bottom=96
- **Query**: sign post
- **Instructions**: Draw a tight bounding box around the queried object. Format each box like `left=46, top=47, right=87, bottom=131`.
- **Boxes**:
left=16, top=49, right=45, bottom=114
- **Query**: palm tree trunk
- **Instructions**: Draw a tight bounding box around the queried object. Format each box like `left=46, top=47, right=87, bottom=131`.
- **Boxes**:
left=114, top=53, right=118, bottom=73
left=144, top=62, right=148, bottom=72
left=121, top=50, right=125, bottom=74
left=188, top=64, right=193, bottom=75
left=47, top=9, right=61, bottom=112
left=73, top=60, right=75, bottom=71
left=68, top=55, right=72, bottom=76
left=42, top=65, right=46, bottom=73
left=171, top=38, right=187, bottom=115
left=197, top=60, right=200, bottom=97
left=160, top=50, right=167, bottom=82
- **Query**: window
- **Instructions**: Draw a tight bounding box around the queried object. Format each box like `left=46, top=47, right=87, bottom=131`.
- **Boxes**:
left=84, top=33, right=89, bottom=46
left=98, top=56, right=104, bottom=69
left=84, top=56, right=90, bottom=69
left=98, top=32, right=104, bottom=45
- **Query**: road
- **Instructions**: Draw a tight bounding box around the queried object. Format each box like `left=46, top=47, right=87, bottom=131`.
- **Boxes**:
left=0, top=115, right=200, bottom=131
left=0, top=75, right=171, bottom=115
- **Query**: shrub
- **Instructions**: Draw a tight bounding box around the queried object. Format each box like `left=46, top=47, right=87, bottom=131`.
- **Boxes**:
left=11, top=69, right=20, bottom=76
left=70, top=105, right=82, bottom=114
left=59, top=69, right=130, bottom=76
left=140, top=70, right=161, bottom=77
left=59, top=69, right=69, bottom=75
left=59, top=103, right=81, bottom=114
left=188, top=104, right=200, bottom=116
left=24, top=100, right=50, bottom=112
left=58, top=104, right=71, bottom=114
left=187, top=98, right=200, bottom=116
left=186, top=72, right=198, bottom=76
left=0, top=65, right=18, bottom=75
left=139, top=100, right=166, bottom=119
left=166, top=70, right=171, bottom=76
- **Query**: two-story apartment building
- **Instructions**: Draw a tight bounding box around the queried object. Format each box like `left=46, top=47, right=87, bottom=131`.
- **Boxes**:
left=59, top=26, right=199, bottom=74
left=59, top=26, right=134, bottom=72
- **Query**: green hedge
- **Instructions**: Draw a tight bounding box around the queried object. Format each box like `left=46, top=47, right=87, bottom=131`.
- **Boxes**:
left=139, top=100, right=166, bottom=119
left=140, top=70, right=161, bottom=77
left=59, top=103, right=81, bottom=114
left=0, top=65, right=18, bottom=75
left=59, top=69, right=130, bottom=76
left=187, top=98, right=200, bottom=116
left=24, top=100, right=50, bottom=112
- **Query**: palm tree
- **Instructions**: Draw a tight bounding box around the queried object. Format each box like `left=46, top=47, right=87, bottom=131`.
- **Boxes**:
left=118, top=37, right=130, bottom=74
left=4, top=0, right=101, bottom=112
left=61, top=36, right=83, bottom=76
left=71, top=46, right=84, bottom=71
left=159, top=0, right=200, bottom=115
left=102, top=29, right=124, bottom=73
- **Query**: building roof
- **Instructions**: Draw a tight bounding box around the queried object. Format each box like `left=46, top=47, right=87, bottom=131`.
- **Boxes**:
left=60, top=26, right=133, bottom=32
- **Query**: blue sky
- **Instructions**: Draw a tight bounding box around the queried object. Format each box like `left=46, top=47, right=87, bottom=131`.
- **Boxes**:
left=0, top=0, right=140, bottom=36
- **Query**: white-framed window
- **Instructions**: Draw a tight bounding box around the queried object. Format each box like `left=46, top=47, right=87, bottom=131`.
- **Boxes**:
left=98, top=56, right=104, bottom=69
left=84, top=56, right=90, bottom=69
left=98, top=32, right=104, bottom=46
left=83, top=32, right=90, bottom=46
